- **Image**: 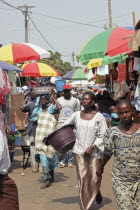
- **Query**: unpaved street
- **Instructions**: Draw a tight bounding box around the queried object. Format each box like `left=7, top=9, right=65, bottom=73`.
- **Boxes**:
left=10, top=148, right=117, bottom=210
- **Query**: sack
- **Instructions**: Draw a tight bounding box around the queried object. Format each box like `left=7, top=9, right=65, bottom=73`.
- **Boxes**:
left=35, top=154, right=40, bottom=163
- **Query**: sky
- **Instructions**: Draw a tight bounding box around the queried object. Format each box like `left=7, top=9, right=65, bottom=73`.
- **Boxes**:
left=0, top=0, right=140, bottom=66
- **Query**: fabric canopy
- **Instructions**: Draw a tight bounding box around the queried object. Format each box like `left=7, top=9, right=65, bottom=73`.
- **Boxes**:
left=77, top=27, right=134, bottom=65
left=0, top=43, right=50, bottom=64
left=62, top=69, right=87, bottom=80
left=0, top=60, right=22, bottom=71
left=87, top=54, right=128, bottom=69
left=20, top=62, right=61, bottom=77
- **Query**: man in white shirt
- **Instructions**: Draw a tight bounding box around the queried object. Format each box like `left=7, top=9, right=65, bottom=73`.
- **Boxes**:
left=0, top=130, right=19, bottom=209
left=57, top=84, right=80, bottom=167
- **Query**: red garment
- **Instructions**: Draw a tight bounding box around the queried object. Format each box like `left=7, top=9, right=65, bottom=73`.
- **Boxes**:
left=118, top=63, right=126, bottom=83
left=0, top=68, right=11, bottom=95
left=0, top=94, right=5, bottom=104
left=0, top=175, right=19, bottom=210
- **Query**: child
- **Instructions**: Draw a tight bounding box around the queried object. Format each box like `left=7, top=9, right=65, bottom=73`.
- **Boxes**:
left=109, top=105, right=121, bottom=127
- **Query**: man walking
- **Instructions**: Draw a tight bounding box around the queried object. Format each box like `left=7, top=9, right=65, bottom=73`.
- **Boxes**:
left=21, top=90, right=39, bottom=172
left=57, top=84, right=80, bottom=167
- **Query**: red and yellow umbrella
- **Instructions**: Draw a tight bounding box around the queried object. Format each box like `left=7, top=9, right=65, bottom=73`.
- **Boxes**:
left=20, top=62, right=61, bottom=77
left=0, top=43, right=50, bottom=64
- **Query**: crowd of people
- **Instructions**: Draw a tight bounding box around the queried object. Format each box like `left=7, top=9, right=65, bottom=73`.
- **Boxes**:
left=0, top=84, right=140, bottom=210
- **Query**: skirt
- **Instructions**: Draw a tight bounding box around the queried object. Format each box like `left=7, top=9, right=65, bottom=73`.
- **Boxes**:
left=74, top=154, right=102, bottom=210
left=0, top=175, right=19, bottom=210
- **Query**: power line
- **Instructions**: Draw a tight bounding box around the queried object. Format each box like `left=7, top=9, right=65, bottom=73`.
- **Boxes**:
left=0, top=1, right=57, bottom=51
left=28, top=15, right=57, bottom=51
left=0, top=6, right=15, bottom=10
left=31, top=11, right=131, bottom=28
left=0, top=0, right=21, bottom=11
left=30, top=12, right=105, bottom=28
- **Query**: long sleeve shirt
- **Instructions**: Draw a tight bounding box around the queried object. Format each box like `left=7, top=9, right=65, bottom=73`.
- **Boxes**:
left=64, top=111, right=107, bottom=158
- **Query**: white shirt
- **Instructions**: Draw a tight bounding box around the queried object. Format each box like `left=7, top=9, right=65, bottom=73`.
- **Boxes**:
left=0, top=130, right=11, bottom=174
left=64, top=111, right=107, bottom=158
left=57, top=96, right=80, bottom=126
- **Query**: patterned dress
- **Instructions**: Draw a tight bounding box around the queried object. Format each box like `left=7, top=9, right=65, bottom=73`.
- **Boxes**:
left=104, top=127, right=140, bottom=210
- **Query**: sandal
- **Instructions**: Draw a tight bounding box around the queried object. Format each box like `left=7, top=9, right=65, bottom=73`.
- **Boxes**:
left=59, top=162, right=66, bottom=168
left=68, top=164, right=74, bottom=168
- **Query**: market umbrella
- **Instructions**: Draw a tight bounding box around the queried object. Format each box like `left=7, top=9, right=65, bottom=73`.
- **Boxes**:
left=62, top=69, right=87, bottom=80
left=0, top=60, right=23, bottom=71
left=20, top=62, right=61, bottom=77
left=87, top=53, right=128, bottom=69
left=77, top=27, right=134, bottom=65
left=0, top=43, right=50, bottom=64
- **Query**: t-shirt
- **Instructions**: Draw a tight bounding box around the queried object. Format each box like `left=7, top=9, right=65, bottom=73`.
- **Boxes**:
left=57, top=96, right=80, bottom=126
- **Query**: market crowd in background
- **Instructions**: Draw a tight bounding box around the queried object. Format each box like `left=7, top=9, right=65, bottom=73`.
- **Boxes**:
left=0, top=80, right=140, bottom=210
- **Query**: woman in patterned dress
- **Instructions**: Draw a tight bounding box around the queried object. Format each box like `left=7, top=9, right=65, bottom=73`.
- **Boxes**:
left=97, top=99, right=140, bottom=210
left=35, top=95, right=58, bottom=189
left=64, top=91, right=107, bottom=210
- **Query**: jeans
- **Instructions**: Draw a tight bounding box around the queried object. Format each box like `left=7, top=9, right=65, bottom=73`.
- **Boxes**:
left=40, top=153, right=58, bottom=181
left=61, top=150, right=73, bottom=165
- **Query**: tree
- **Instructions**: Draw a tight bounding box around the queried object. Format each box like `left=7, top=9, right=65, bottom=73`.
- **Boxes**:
left=38, top=51, right=73, bottom=76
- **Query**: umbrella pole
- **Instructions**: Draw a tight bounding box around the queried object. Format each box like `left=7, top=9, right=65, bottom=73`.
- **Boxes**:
left=120, top=54, right=125, bottom=82
left=18, top=73, right=22, bottom=87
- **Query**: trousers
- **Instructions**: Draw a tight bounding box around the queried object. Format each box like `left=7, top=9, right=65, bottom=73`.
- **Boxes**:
left=29, top=135, right=39, bottom=171
left=40, top=153, right=58, bottom=181
left=61, top=149, right=73, bottom=165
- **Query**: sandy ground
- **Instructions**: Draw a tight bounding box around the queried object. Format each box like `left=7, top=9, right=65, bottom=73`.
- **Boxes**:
left=10, top=148, right=118, bottom=210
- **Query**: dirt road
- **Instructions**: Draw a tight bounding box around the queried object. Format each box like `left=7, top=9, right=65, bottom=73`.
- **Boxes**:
left=10, top=148, right=117, bottom=210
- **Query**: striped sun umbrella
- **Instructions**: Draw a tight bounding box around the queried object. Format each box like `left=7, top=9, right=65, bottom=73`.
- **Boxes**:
left=0, top=43, right=50, bottom=64
left=62, top=69, right=87, bottom=80
left=77, top=27, right=134, bottom=65
left=20, top=62, right=61, bottom=77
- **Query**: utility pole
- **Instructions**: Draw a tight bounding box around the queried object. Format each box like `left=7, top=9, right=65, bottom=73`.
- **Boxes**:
left=72, top=51, right=75, bottom=70
left=108, top=0, right=113, bottom=28
left=132, top=12, right=137, bottom=27
left=18, top=4, right=35, bottom=43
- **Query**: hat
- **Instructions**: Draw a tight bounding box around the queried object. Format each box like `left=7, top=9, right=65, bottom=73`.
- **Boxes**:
left=63, top=84, right=71, bottom=90
left=98, top=90, right=102, bottom=93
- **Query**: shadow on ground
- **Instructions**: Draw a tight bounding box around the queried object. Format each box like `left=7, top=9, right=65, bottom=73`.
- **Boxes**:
left=52, top=196, right=112, bottom=210
left=52, top=196, right=82, bottom=209
left=38, top=172, right=69, bottom=183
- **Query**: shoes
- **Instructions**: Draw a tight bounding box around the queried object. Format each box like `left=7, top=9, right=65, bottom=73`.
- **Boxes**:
left=59, top=162, right=66, bottom=168
left=68, top=164, right=74, bottom=168
left=40, top=180, right=52, bottom=189
left=96, top=191, right=102, bottom=204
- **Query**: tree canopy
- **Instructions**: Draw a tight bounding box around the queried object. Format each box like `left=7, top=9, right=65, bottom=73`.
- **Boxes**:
left=38, top=50, right=78, bottom=76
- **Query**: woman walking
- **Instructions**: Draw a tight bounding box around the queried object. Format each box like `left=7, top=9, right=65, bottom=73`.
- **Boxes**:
left=97, top=100, right=140, bottom=209
left=64, top=91, right=107, bottom=210
left=34, top=95, right=58, bottom=189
